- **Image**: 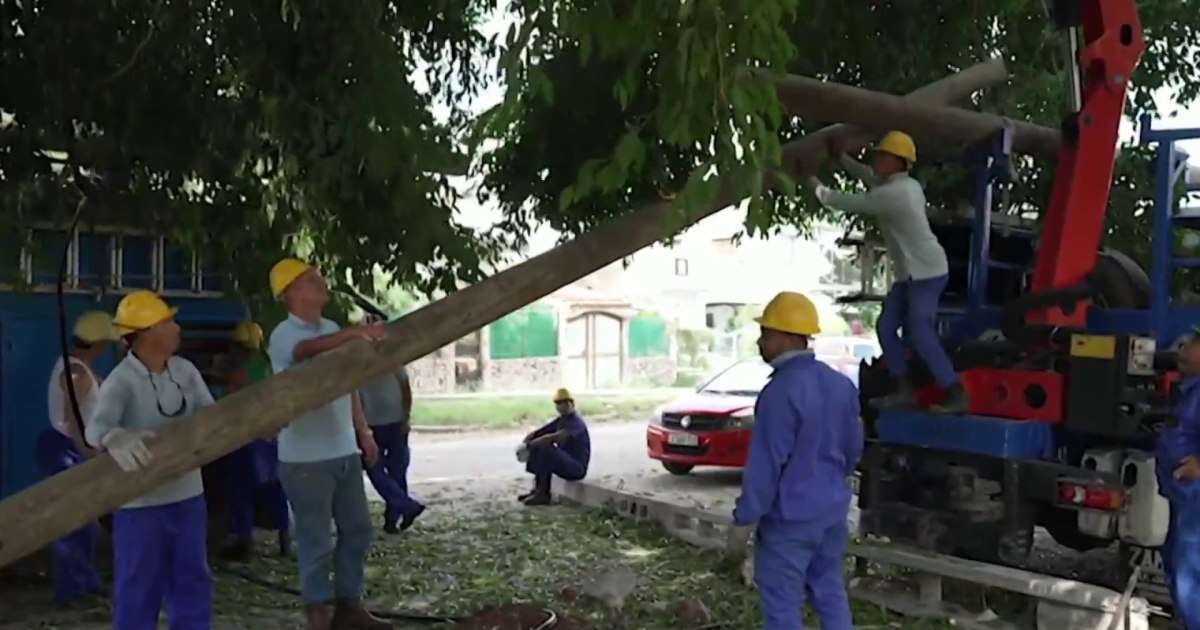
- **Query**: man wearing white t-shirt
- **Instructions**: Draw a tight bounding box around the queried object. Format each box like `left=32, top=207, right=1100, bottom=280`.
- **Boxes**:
left=36, top=310, right=118, bottom=605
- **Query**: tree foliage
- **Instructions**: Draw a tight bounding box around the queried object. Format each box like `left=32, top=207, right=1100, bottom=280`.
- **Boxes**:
left=2, top=0, right=1199, bottom=302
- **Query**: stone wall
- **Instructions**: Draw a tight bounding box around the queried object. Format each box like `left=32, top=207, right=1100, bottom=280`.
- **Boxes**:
left=483, top=357, right=563, bottom=391
left=627, top=357, right=678, bottom=387
left=409, top=347, right=456, bottom=394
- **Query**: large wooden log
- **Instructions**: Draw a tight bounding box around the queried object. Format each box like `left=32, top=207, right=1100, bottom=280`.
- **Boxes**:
left=774, top=73, right=1061, bottom=158
left=0, top=60, right=1007, bottom=568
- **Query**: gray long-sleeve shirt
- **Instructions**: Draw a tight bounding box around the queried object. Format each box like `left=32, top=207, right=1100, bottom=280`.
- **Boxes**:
left=824, top=156, right=948, bottom=283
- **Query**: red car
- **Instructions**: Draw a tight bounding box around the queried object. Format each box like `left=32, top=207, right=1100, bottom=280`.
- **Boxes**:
left=646, top=359, right=773, bottom=475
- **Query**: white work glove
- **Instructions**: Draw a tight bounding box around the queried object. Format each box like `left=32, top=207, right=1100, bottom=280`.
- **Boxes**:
left=515, top=443, right=530, bottom=463
left=813, top=184, right=834, bottom=206
left=101, top=427, right=155, bottom=472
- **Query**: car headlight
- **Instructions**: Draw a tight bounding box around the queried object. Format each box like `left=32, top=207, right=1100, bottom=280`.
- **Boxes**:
left=650, top=406, right=665, bottom=426
left=729, top=408, right=754, bottom=429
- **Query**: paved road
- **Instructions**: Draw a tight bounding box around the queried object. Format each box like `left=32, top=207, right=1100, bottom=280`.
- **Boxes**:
left=375, top=421, right=744, bottom=516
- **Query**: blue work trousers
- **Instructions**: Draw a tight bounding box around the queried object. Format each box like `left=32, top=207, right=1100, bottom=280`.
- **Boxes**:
left=35, top=430, right=103, bottom=604
left=365, top=422, right=424, bottom=528
left=112, top=495, right=211, bottom=630
left=1165, top=493, right=1200, bottom=630
left=278, top=454, right=373, bottom=604
left=878, top=275, right=958, bottom=388
left=525, top=444, right=587, bottom=485
left=754, top=519, right=853, bottom=630
left=223, top=440, right=289, bottom=539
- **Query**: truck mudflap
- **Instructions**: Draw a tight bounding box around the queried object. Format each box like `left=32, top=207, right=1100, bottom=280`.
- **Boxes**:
left=1121, top=543, right=1171, bottom=605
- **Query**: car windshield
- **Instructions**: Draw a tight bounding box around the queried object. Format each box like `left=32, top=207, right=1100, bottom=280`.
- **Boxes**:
left=700, top=361, right=773, bottom=396
left=852, top=344, right=878, bottom=360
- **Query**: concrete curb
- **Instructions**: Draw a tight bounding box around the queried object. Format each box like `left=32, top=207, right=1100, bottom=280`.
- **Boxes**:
left=557, top=479, right=1152, bottom=630
left=410, top=425, right=474, bottom=434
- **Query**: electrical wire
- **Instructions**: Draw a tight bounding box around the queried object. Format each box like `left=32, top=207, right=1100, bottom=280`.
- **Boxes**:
left=57, top=196, right=91, bottom=448
left=213, top=563, right=463, bottom=624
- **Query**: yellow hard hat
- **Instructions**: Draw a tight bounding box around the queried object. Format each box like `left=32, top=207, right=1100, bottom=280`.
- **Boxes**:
left=113, top=291, right=178, bottom=336
left=269, top=258, right=314, bottom=298
left=553, top=388, right=574, bottom=403
left=754, top=291, right=820, bottom=336
left=232, top=321, right=264, bottom=350
left=73, top=310, right=120, bottom=344
left=877, top=131, right=917, bottom=164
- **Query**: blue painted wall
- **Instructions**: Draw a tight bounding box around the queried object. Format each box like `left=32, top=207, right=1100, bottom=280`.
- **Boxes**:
left=0, top=292, right=246, bottom=499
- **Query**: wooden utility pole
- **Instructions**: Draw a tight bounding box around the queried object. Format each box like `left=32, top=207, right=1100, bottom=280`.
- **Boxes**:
left=774, top=73, right=1062, bottom=158
left=0, top=60, right=1023, bottom=568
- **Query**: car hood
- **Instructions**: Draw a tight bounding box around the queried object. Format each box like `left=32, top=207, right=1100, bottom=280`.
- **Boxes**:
left=660, top=391, right=756, bottom=416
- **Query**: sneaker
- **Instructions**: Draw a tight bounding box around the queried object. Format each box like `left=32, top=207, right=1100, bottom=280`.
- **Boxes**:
left=399, top=504, right=425, bottom=532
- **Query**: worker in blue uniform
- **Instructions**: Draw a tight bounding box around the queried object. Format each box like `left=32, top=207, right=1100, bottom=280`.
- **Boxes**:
left=518, top=388, right=590, bottom=506
left=1155, top=332, right=1200, bottom=630
left=37, top=310, right=119, bottom=606
left=85, top=291, right=217, bottom=630
left=215, top=320, right=291, bottom=560
left=733, top=291, right=863, bottom=630
left=358, top=323, right=425, bottom=534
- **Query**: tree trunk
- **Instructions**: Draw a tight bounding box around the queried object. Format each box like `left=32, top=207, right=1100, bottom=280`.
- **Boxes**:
left=0, top=60, right=1008, bottom=568
left=774, top=72, right=1061, bottom=158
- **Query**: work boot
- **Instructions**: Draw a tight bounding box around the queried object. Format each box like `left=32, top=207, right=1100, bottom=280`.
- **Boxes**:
left=517, top=485, right=538, bottom=502
left=523, top=474, right=553, bottom=506
left=306, top=602, right=334, bottom=630
left=332, top=599, right=393, bottom=630
left=931, top=384, right=970, bottom=415
left=399, top=504, right=426, bottom=532
left=870, top=380, right=917, bottom=410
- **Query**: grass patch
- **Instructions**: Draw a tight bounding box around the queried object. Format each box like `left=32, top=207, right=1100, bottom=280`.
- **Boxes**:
left=411, top=393, right=678, bottom=429
left=210, top=505, right=953, bottom=629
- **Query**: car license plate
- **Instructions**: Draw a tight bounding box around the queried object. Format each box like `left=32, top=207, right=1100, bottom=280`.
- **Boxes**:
left=667, top=432, right=699, bottom=447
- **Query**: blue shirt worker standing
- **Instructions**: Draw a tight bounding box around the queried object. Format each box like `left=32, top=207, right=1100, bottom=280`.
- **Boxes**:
left=810, top=131, right=967, bottom=414
left=733, top=291, right=863, bottom=630
left=37, top=310, right=119, bottom=606
left=267, top=258, right=392, bottom=630
left=85, top=291, right=217, bottom=630
left=518, top=388, right=590, bottom=506
left=1155, top=332, right=1200, bottom=630
left=358, top=327, right=425, bottom=535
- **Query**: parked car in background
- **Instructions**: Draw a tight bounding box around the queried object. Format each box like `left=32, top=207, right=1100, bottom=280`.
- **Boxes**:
left=813, top=335, right=881, bottom=387
left=646, top=359, right=768, bottom=475
left=647, top=339, right=877, bottom=475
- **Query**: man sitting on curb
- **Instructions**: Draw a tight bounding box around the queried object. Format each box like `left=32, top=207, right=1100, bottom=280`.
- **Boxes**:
left=517, top=388, right=591, bottom=506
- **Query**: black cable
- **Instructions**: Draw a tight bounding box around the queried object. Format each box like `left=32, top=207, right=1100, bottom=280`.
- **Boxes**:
left=57, top=197, right=91, bottom=448
left=214, top=564, right=463, bottom=624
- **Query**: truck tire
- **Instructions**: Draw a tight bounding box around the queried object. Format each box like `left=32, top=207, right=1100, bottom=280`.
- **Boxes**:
left=662, top=462, right=694, bottom=476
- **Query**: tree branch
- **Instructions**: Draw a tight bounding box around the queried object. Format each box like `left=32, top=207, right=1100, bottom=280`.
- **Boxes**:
left=97, top=3, right=162, bottom=86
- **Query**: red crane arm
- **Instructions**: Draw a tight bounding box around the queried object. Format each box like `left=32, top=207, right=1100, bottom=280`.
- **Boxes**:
left=1027, top=0, right=1145, bottom=326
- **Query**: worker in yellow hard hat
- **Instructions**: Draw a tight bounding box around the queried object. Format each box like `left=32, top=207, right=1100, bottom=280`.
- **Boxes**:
left=808, top=130, right=967, bottom=414
left=517, top=387, right=591, bottom=506
left=735, top=291, right=862, bottom=630
left=213, top=319, right=291, bottom=561
left=84, top=291, right=217, bottom=628
left=35, top=310, right=119, bottom=606
left=266, top=258, right=391, bottom=629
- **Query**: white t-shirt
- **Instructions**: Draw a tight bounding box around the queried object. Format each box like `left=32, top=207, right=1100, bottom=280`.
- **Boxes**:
left=47, top=357, right=100, bottom=437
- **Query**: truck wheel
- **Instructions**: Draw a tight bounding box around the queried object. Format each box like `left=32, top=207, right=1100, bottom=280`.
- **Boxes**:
left=962, top=524, right=1033, bottom=565
left=662, top=462, right=694, bottom=476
